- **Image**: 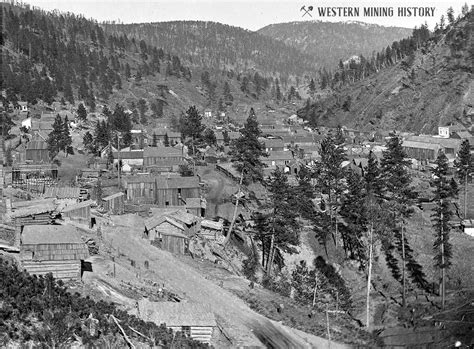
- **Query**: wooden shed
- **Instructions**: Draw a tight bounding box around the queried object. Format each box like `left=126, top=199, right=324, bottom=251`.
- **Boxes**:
left=44, top=186, right=81, bottom=205
left=102, top=192, right=125, bottom=214
left=61, top=200, right=92, bottom=224
left=125, top=176, right=156, bottom=204
left=155, top=176, right=200, bottom=207
left=9, top=202, right=57, bottom=229
left=145, top=215, right=189, bottom=254
left=199, top=219, right=224, bottom=241
left=137, top=300, right=216, bottom=344
left=143, top=146, right=184, bottom=167
left=20, top=225, right=89, bottom=280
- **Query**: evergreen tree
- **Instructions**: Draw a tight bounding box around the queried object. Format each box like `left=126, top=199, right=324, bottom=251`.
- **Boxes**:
left=229, top=108, right=267, bottom=184
left=447, top=7, right=455, bottom=25
left=180, top=106, right=204, bottom=142
left=454, top=140, right=472, bottom=219
left=294, top=165, right=316, bottom=220
left=314, top=130, right=347, bottom=249
left=309, top=78, right=316, bottom=95
left=164, top=133, right=170, bottom=147
left=264, top=167, right=300, bottom=276
left=47, top=114, right=64, bottom=159
left=203, top=129, right=217, bottom=146
left=77, top=103, right=87, bottom=122
left=83, top=131, right=95, bottom=154
left=223, top=81, right=233, bottom=106
left=61, top=116, right=73, bottom=156
left=430, top=152, right=455, bottom=308
left=222, top=130, right=230, bottom=146
left=380, top=134, right=417, bottom=307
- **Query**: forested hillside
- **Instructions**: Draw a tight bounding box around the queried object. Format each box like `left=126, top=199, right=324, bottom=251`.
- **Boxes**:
left=298, top=8, right=474, bottom=133
left=258, top=21, right=412, bottom=70
left=103, top=21, right=318, bottom=77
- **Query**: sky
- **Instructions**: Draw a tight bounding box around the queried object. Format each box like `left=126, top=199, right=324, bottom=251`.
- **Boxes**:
left=25, top=0, right=470, bottom=31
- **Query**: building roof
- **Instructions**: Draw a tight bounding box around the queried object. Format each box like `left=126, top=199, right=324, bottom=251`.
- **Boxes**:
left=44, top=186, right=81, bottom=199
left=402, top=140, right=442, bottom=151
left=144, top=146, right=183, bottom=158
left=169, top=210, right=198, bottom=225
left=27, top=139, right=48, bottom=150
left=102, top=192, right=125, bottom=201
left=112, top=150, right=144, bottom=159
left=21, top=225, right=84, bottom=245
left=61, top=200, right=93, bottom=213
left=10, top=202, right=57, bottom=218
left=201, top=219, right=223, bottom=230
left=265, top=151, right=294, bottom=161
left=155, top=176, right=200, bottom=189
left=263, top=138, right=285, bottom=148
left=138, top=300, right=216, bottom=327
left=405, top=135, right=462, bottom=149
left=145, top=214, right=186, bottom=232
left=126, top=176, right=157, bottom=184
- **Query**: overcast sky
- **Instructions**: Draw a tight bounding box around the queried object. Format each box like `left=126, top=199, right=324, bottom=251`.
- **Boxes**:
left=26, top=0, right=469, bottom=31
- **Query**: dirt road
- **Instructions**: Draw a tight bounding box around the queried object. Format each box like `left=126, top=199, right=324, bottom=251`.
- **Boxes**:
left=97, top=214, right=350, bottom=348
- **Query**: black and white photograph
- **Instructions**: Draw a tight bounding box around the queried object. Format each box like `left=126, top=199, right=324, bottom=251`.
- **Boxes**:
left=1, top=0, right=473, bottom=347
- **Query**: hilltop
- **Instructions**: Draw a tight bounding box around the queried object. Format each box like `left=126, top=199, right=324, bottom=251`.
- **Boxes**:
left=258, top=20, right=413, bottom=70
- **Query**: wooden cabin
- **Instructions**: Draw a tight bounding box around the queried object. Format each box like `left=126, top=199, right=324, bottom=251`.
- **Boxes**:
left=161, top=230, right=189, bottom=254
left=9, top=202, right=57, bottom=229
left=44, top=186, right=81, bottom=205
left=143, top=146, right=184, bottom=170
left=26, top=138, right=49, bottom=163
left=20, top=225, right=89, bottom=280
left=136, top=300, right=216, bottom=344
left=61, top=200, right=92, bottom=224
left=199, top=219, right=224, bottom=241
left=126, top=175, right=200, bottom=207
left=144, top=215, right=189, bottom=254
left=155, top=176, right=200, bottom=207
left=102, top=192, right=125, bottom=214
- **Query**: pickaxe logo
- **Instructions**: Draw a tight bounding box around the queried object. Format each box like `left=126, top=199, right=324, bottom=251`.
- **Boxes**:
left=301, top=5, right=313, bottom=17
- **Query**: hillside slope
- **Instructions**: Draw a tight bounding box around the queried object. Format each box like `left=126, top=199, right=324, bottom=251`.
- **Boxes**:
left=297, top=12, right=474, bottom=133
left=104, top=21, right=318, bottom=77
left=258, top=21, right=412, bottom=70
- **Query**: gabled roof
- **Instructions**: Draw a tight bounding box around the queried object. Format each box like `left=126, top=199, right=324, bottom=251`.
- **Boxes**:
left=137, top=300, right=216, bottom=327
left=145, top=214, right=186, bottom=232
left=144, top=146, right=183, bottom=158
left=169, top=210, right=198, bottom=225
left=402, top=140, right=442, bottom=151
left=112, top=150, right=144, bottom=159
left=201, top=219, right=223, bottom=230
left=264, top=151, right=294, bottom=161
left=61, top=200, right=93, bottom=213
left=21, top=224, right=84, bottom=245
left=102, top=192, right=125, bottom=200
left=10, top=202, right=57, bottom=218
left=44, top=186, right=81, bottom=199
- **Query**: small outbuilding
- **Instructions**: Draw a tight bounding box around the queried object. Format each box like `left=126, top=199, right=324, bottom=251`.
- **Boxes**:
left=199, top=219, right=224, bottom=242
left=61, top=200, right=93, bottom=224
left=20, top=225, right=89, bottom=280
left=102, top=192, right=125, bottom=214
left=137, top=300, right=216, bottom=344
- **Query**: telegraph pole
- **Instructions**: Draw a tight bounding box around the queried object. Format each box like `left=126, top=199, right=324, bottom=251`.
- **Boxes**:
left=117, top=133, right=121, bottom=189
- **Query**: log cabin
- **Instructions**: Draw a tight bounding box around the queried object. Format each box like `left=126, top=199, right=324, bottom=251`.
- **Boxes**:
left=20, top=225, right=89, bottom=280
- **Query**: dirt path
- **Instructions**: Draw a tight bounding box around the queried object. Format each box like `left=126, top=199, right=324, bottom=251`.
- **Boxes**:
left=99, top=215, right=350, bottom=348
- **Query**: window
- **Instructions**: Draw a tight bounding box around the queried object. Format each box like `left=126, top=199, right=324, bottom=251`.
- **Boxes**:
left=181, top=326, right=191, bottom=336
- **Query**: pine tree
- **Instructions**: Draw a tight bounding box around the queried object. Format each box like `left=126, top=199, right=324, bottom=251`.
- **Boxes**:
left=264, top=167, right=300, bottom=276
left=203, top=129, right=217, bottom=146
left=61, top=116, right=73, bottom=156
left=164, top=133, right=170, bottom=147
left=380, top=134, right=417, bottom=307
left=83, top=131, right=95, bottom=154
left=447, top=7, right=455, bottom=25
left=229, top=108, right=267, bottom=184
left=294, top=165, right=315, bottom=220
left=430, top=152, right=455, bottom=309
left=47, top=114, right=63, bottom=159
left=454, top=140, right=472, bottom=219
left=180, top=106, right=204, bottom=142
left=77, top=103, right=87, bottom=122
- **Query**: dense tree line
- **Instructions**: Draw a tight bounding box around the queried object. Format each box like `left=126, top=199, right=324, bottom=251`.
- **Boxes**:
left=1, top=3, right=190, bottom=107
left=0, top=257, right=207, bottom=348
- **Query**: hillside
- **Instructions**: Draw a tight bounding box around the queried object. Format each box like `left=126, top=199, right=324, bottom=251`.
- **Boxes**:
left=103, top=21, right=318, bottom=77
left=258, top=21, right=413, bottom=70
left=298, top=11, right=474, bottom=133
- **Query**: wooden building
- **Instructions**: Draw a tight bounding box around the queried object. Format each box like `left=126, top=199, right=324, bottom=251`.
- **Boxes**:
left=61, top=200, right=92, bottom=224
left=136, top=300, right=216, bottom=344
left=20, top=225, right=89, bottom=280
left=102, top=192, right=125, bottom=214
left=126, top=175, right=200, bottom=207
left=11, top=163, right=58, bottom=187
left=112, top=150, right=144, bottom=167
left=144, top=215, right=189, bottom=254
left=402, top=140, right=441, bottom=162
left=143, top=146, right=184, bottom=169
left=162, top=229, right=189, bottom=254
left=9, top=202, right=57, bottom=229
left=25, top=138, right=50, bottom=163
left=186, top=197, right=205, bottom=217
left=155, top=176, right=200, bottom=207
left=44, top=186, right=81, bottom=205
left=199, top=219, right=224, bottom=241
left=263, top=138, right=285, bottom=152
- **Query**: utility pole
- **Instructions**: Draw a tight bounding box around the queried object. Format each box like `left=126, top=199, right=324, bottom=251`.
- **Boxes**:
left=366, top=222, right=374, bottom=328
left=401, top=223, right=406, bottom=308
left=464, top=171, right=468, bottom=220
left=117, top=133, right=121, bottom=189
